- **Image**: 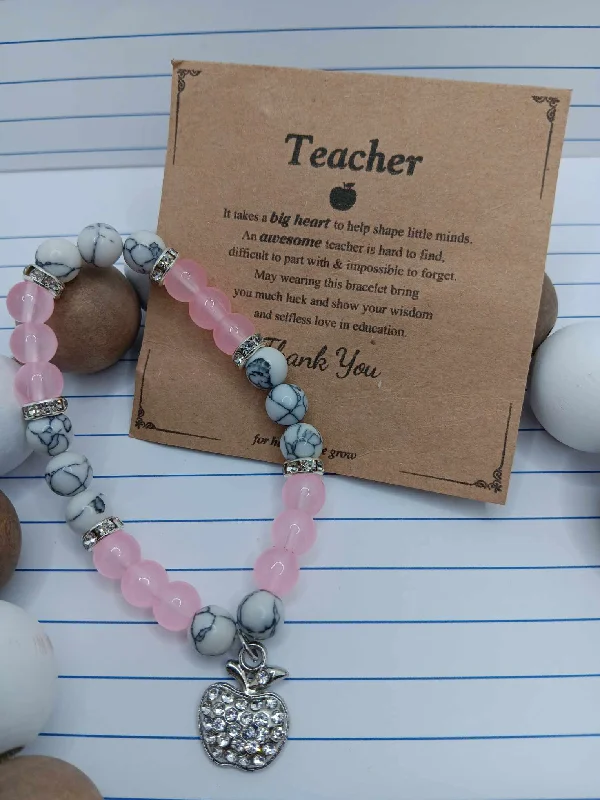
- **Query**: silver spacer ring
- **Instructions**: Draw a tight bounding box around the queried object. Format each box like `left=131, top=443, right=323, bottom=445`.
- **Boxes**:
left=82, top=516, right=124, bottom=551
left=23, top=264, right=64, bottom=299
left=22, top=396, right=68, bottom=422
left=150, top=248, right=179, bottom=286
left=282, top=458, right=324, bottom=476
left=232, top=333, right=264, bottom=368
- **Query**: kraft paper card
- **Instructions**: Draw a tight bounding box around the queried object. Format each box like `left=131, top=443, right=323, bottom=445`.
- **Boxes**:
left=131, top=60, right=570, bottom=504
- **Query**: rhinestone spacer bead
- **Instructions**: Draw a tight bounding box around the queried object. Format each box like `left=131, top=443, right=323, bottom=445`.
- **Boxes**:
left=23, top=264, right=64, bottom=299
left=82, top=516, right=124, bottom=551
left=150, top=248, right=179, bottom=285
left=282, top=458, right=325, bottom=476
left=232, top=333, right=264, bottom=368
left=22, top=396, right=68, bottom=421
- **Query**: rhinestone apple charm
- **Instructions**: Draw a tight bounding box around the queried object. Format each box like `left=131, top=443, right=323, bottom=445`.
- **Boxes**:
left=198, top=641, right=289, bottom=771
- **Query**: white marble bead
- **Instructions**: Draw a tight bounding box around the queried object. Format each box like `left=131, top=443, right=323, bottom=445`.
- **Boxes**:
left=45, top=452, right=92, bottom=496
left=77, top=223, right=123, bottom=268
left=65, top=488, right=108, bottom=534
left=0, top=601, right=57, bottom=754
left=123, top=230, right=166, bottom=275
left=0, top=355, right=33, bottom=476
left=280, top=422, right=323, bottom=460
left=245, top=347, right=288, bottom=390
left=237, top=590, right=284, bottom=641
left=124, top=265, right=150, bottom=309
left=35, top=238, right=82, bottom=283
left=190, top=605, right=237, bottom=657
left=266, top=383, right=308, bottom=425
left=25, top=414, right=73, bottom=457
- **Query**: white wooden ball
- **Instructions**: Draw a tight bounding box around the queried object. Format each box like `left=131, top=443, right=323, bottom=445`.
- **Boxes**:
left=0, top=601, right=57, bottom=754
left=529, top=321, right=600, bottom=452
left=0, top=355, right=33, bottom=476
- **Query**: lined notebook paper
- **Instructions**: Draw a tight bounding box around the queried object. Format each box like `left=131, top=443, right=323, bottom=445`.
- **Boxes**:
left=1, top=0, right=600, bottom=171
left=0, top=158, right=600, bottom=800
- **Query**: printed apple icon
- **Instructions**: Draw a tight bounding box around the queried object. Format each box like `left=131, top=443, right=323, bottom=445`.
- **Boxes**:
left=329, top=183, right=356, bottom=211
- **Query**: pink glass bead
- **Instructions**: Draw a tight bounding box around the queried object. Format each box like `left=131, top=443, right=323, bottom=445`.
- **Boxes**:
left=13, top=361, right=64, bottom=404
left=6, top=281, right=54, bottom=323
left=121, top=559, right=168, bottom=608
left=152, top=581, right=202, bottom=631
left=271, top=508, right=316, bottom=555
left=10, top=322, right=58, bottom=364
left=282, top=473, right=326, bottom=515
left=253, top=546, right=299, bottom=596
left=213, top=313, right=255, bottom=355
left=93, top=530, right=142, bottom=580
left=164, top=258, right=208, bottom=302
left=188, top=286, right=231, bottom=330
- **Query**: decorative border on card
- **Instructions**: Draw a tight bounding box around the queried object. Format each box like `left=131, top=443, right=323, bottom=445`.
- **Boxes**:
left=532, top=96, right=560, bottom=200
left=172, top=68, right=202, bottom=165
left=396, top=404, right=512, bottom=494
left=135, top=349, right=221, bottom=441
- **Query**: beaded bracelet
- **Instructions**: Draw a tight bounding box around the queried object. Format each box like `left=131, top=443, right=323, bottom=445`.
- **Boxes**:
left=6, top=223, right=328, bottom=773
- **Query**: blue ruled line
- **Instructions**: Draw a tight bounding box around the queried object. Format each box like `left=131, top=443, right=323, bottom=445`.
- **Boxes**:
left=1, top=24, right=600, bottom=47
left=37, top=731, right=600, bottom=742
left=56, top=672, right=600, bottom=682
left=15, top=564, right=600, bottom=574
left=11, top=515, right=600, bottom=524
left=38, top=617, right=600, bottom=626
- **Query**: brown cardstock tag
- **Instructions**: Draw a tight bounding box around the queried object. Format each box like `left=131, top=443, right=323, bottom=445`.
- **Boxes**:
left=131, top=59, right=570, bottom=504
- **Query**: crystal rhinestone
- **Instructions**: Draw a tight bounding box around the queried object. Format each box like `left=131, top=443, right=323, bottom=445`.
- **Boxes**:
left=254, top=755, right=266, bottom=768
left=263, top=742, right=277, bottom=756
left=271, top=726, right=285, bottom=741
left=283, top=457, right=325, bottom=476
left=227, top=723, right=241, bottom=738
left=224, top=707, right=238, bottom=722
left=200, top=704, right=212, bottom=717
left=203, top=717, right=212, bottom=729
left=212, top=718, right=226, bottom=733
left=23, top=264, right=64, bottom=299
left=250, top=699, right=264, bottom=711
left=271, top=711, right=285, bottom=726
left=232, top=332, right=264, bottom=368
left=235, top=697, right=248, bottom=711
left=253, top=711, right=269, bottom=727
left=234, top=740, right=246, bottom=754
left=204, top=734, right=216, bottom=745
left=208, top=687, right=219, bottom=702
left=265, top=696, right=278, bottom=710
left=245, top=741, right=261, bottom=754
left=256, top=727, right=269, bottom=743
left=221, top=690, right=234, bottom=704
left=226, top=751, right=237, bottom=764
left=211, top=749, right=222, bottom=760
left=22, top=396, right=68, bottom=422
left=257, top=670, right=270, bottom=686
left=81, top=516, right=124, bottom=551
left=238, top=756, right=249, bottom=768
left=243, top=725, right=257, bottom=740
left=213, top=702, right=225, bottom=716
left=216, top=734, right=230, bottom=748
left=150, top=247, right=179, bottom=285
left=240, top=712, right=253, bottom=727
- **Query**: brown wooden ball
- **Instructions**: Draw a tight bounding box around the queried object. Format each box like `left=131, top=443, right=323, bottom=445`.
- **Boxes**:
left=533, top=273, right=558, bottom=352
left=0, top=490, right=21, bottom=589
left=0, top=755, right=102, bottom=800
left=51, top=265, right=141, bottom=373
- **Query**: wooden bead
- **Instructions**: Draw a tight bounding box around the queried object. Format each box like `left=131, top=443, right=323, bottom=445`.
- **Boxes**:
left=533, top=273, right=558, bottom=352
left=0, top=755, right=102, bottom=800
left=0, top=490, right=20, bottom=589
left=50, top=265, right=141, bottom=373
